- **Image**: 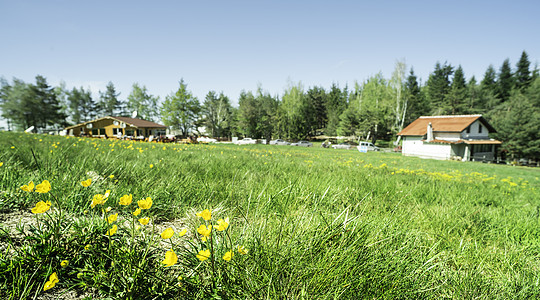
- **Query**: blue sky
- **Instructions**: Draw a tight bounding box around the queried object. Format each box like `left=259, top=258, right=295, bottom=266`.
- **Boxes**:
left=1, top=0, right=539, bottom=106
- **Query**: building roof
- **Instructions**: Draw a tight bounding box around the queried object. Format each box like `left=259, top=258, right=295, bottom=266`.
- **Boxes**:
left=397, top=115, right=496, bottom=136
left=425, top=139, right=502, bottom=145
left=65, top=116, right=166, bottom=130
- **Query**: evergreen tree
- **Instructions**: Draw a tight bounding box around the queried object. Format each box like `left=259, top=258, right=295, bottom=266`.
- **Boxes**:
left=466, top=76, right=481, bottom=114
left=305, top=86, right=327, bottom=131
left=404, top=68, right=425, bottom=125
left=325, top=83, right=348, bottom=135
left=479, top=65, right=498, bottom=109
left=447, top=65, right=467, bottom=114
left=160, top=79, right=200, bottom=137
left=32, top=75, right=67, bottom=128
left=515, top=50, right=531, bottom=90
left=68, top=87, right=96, bottom=123
left=127, top=83, right=159, bottom=121
left=201, top=90, right=232, bottom=138
left=237, top=90, right=259, bottom=138
left=255, top=88, right=279, bottom=142
left=98, top=82, right=121, bottom=116
left=426, top=62, right=453, bottom=115
left=496, top=59, right=514, bottom=102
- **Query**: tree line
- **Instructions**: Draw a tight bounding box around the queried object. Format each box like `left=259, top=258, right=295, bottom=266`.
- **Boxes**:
left=1, top=51, right=539, bottom=159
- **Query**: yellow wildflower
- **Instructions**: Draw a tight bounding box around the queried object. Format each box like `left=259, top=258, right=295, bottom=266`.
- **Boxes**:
left=43, top=272, right=59, bottom=291
left=90, top=194, right=107, bottom=208
left=161, top=227, right=174, bottom=239
left=238, top=245, right=248, bottom=255
left=0, top=162, right=3, bottom=167
left=109, top=174, right=114, bottom=179
left=105, top=206, right=112, bottom=213
left=84, top=244, right=91, bottom=250
left=107, top=213, right=118, bottom=224
left=106, top=224, right=118, bottom=236
left=119, top=194, right=133, bottom=206
left=162, top=249, right=178, bottom=267
left=178, top=228, right=187, bottom=237
left=31, top=201, right=51, bottom=214
left=196, top=249, right=211, bottom=261
left=35, top=180, right=51, bottom=193
left=197, top=224, right=212, bottom=238
left=138, top=197, right=152, bottom=210
left=149, top=164, right=154, bottom=168
left=60, top=260, right=69, bottom=267
left=80, top=178, right=92, bottom=187
left=196, top=209, right=212, bottom=221
left=138, top=217, right=150, bottom=225
left=223, top=250, right=234, bottom=262
left=133, top=208, right=142, bottom=216
left=215, top=217, right=229, bottom=231
left=20, top=181, right=35, bottom=192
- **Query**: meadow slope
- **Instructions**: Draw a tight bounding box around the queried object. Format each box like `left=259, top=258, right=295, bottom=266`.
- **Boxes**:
left=0, top=132, right=539, bottom=299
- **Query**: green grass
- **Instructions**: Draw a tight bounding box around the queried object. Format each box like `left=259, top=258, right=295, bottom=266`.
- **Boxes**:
left=0, top=131, right=539, bottom=299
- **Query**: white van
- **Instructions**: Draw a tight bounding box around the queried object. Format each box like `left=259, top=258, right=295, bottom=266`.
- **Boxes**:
left=357, top=142, right=380, bottom=152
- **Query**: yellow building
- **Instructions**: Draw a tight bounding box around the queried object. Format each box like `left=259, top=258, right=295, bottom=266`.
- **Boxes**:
left=65, top=116, right=167, bottom=139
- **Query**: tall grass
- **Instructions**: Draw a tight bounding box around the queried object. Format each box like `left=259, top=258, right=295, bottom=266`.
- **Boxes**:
left=0, top=131, right=539, bottom=299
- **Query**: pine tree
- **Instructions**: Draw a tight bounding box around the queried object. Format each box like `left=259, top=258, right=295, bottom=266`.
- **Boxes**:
left=98, top=82, right=121, bottom=116
left=447, top=65, right=467, bottom=114
left=515, top=50, right=531, bottom=90
left=496, top=59, right=514, bottom=102
left=426, top=62, right=453, bottom=115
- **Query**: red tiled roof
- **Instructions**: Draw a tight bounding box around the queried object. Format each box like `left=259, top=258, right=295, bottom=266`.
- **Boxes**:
left=398, top=115, right=496, bottom=136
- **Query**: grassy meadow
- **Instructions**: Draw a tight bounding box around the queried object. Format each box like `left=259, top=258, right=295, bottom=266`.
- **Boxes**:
left=0, top=131, right=539, bottom=299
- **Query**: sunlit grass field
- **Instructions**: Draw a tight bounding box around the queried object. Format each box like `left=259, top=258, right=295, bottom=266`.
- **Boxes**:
left=0, top=131, right=539, bottom=299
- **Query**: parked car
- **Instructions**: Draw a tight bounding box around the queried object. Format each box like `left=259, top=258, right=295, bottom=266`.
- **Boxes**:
left=332, top=143, right=353, bottom=150
left=198, top=136, right=217, bottom=143
left=290, top=140, right=313, bottom=147
left=234, top=138, right=257, bottom=145
left=357, top=142, right=380, bottom=152
left=270, top=139, right=290, bottom=145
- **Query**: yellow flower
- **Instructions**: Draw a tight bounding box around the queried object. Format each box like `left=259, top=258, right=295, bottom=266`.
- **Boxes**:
left=133, top=208, right=142, bottom=216
left=197, top=224, right=212, bottom=238
left=0, top=162, right=3, bottom=167
left=196, top=209, right=212, bottom=221
left=84, top=244, right=91, bottom=250
left=138, top=217, right=150, bottom=225
left=105, top=206, right=112, bottom=213
left=104, top=190, right=111, bottom=198
left=20, top=181, right=35, bottom=192
left=161, top=227, right=174, bottom=239
left=223, top=250, right=234, bottom=261
left=149, top=164, right=154, bottom=168
left=43, top=272, right=59, bottom=291
left=196, top=249, right=211, bottom=261
left=31, top=201, right=51, bottom=214
left=215, top=217, right=229, bottom=231
left=90, top=194, right=107, bottom=208
left=178, top=228, right=187, bottom=237
left=162, top=249, right=178, bottom=267
left=35, top=180, right=51, bottom=193
left=107, top=213, right=118, bottom=224
left=106, top=224, right=118, bottom=236
left=238, top=246, right=248, bottom=255
left=119, top=194, right=133, bottom=206
left=138, top=197, right=152, bottom=210
left=80, top=178, right=92, bottom=187
left=109, top=174, right=114, bottom=179
left=60, top=260, right=69, bottom=267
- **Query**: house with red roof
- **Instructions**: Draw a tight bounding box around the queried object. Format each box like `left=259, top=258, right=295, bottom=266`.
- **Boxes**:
left=65, top=116, right=167, bottom=139
left=397, top=115, right=502, bottom=161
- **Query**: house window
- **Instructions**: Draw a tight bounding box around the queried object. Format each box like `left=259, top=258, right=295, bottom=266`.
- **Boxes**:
left=92, top=129, right=98, bottom=135
left=466, top=126, right=470, bottom=134
left=478, top=124, right=482, bottom=133
left=126, top=130, right=134, bottom=136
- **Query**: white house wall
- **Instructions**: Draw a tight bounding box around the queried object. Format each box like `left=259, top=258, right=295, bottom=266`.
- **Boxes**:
left=402, top=137, right=453, bottom=160
left=434, top=132, right=461, bottom=141
left=461, top=120, right=489, bottom=140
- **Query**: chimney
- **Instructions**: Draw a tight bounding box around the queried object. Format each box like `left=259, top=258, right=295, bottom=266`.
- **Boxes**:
left=427, top=122, right=434, bottom=142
